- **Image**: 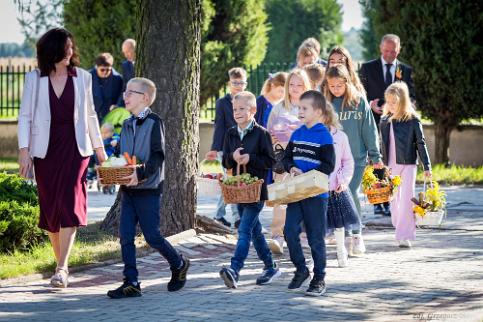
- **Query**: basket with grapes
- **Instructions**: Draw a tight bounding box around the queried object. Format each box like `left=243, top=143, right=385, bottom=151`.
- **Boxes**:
left=220, top=164, right=264, bottom=204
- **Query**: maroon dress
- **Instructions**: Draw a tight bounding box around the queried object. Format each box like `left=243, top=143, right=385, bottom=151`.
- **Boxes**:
left=34, top=69, right=90, bottom=233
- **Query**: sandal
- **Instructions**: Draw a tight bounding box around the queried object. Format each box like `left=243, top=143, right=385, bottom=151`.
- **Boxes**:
left=50, top=267, right=69, bottom=288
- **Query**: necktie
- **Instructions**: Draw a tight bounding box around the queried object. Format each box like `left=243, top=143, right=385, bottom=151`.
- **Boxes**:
left=385, top=63, right=393, bottom=87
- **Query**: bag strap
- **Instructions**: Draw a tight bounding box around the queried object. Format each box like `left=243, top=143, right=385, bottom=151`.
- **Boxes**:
left=28, top=69, right=40, bottom=155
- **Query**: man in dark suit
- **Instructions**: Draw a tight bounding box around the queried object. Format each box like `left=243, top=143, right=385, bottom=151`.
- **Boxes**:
left=359, top=34, right=416, bottom=216
left=121, top=39, right=136, bottom=83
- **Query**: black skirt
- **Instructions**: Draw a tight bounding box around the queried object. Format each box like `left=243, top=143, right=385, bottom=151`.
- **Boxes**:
left=327, top=190, right=359, bottom=229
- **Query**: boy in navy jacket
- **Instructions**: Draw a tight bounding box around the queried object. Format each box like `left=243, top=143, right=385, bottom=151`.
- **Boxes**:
left=282, top=90, right=335, bottom=296
left=219, top=91, right=280, bottom=289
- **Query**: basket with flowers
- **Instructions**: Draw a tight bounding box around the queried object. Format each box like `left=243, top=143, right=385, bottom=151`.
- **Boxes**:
left=362, top=165, right=402, bottom=204
left=412, top=180, right=446, bottom=226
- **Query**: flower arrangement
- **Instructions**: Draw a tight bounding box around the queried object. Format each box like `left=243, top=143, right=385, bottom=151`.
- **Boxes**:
left=412, top=181, right=446, bottom=217
left=395, top=65, right=403, bottom=80
left=362, top=165, right=402, bottom=192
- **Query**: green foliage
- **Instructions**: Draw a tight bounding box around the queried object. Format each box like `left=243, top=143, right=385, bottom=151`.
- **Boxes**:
left=0, top=173, right=38, bottom=205
left=343, top=28, right=364, bottom=62
left=200, top=0, right=269, bottom=105
left=416, top=164, right=483, bottom=186
left=63, top=0, right=138, bottom=70
left=359, top=0, right=378, bottom=61
left=263, top=0, right=343, bottom=64
left=0, top=42, right=34, bottom=58
left=364, top=0, right=483, bottom=162
left=0, top=173, right=45, bottom=253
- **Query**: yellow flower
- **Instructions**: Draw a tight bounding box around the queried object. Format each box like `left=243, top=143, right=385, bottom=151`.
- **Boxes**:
left=391, top=175, right=402, bottom=187
left=395, top=66, right=402, bottom=80
left=413, top=205, right=426, bottom=217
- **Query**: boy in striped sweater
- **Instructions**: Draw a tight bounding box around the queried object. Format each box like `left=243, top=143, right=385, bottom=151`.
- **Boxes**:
left=282, top=90, right=335, bottom=296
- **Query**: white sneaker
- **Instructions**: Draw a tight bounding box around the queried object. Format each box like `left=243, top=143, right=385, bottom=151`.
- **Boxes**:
left=50, top=268, right=69, bottom=288
left=337, top=247, right=348, bottom=267
left=345, top=236, right=353, bottom=257
left=398, top=240, right=412, bottom=248
left=352, top=234, right=366, bottom=255
left=269, top=237, right=284, bottom=255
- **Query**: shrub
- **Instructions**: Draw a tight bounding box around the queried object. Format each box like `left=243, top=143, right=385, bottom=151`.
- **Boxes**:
left=0, top=173, right=45, bottom=253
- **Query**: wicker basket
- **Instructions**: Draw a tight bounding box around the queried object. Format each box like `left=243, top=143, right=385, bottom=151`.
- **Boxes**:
left=415, top=210, right=444, bottom=226
left=220, top=164, right=263, bottom=204
left=197, top=177, right=222, bottom=197
left=365, top=185, right=393, bottom=204
left=97, top=166, right=136, bottom=185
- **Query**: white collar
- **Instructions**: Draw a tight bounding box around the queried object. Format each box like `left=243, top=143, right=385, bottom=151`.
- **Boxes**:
left=381, top=56, right=398, bottom=67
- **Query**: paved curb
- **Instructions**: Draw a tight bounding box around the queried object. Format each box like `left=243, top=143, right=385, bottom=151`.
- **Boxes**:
left=0, top=228, right=199, bottom=287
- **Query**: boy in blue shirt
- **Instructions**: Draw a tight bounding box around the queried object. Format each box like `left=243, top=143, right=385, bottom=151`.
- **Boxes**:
left=282, top=90, right=335, bottom=296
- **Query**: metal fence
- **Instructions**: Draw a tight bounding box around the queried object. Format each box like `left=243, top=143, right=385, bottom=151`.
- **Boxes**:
left=0, top=62, right=292, bottom=120
left=0, top=65, right=34, bottom=118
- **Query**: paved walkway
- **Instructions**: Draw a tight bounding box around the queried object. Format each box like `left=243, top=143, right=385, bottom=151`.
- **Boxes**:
left=0, top=186, right=482, bottom=321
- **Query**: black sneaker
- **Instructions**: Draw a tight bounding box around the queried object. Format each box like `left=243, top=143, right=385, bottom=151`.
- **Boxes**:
left=234, top=219, right=241, bottom=229
left=305, top=277, right=326, bottom=297
left=383, top=203, right=391, bottom=216
left=287, top=267, right=310, bottom=290
left=374, top=204, right=385, bottom=216
left=107, top=279, right=142, bottom=299
left=219, top=267, right=239, bottom=289
left=167, top=255, right=190, bottom=292
left=214, top=217, right=231, bottom=228
left=256, top=262, right=281, bottom=285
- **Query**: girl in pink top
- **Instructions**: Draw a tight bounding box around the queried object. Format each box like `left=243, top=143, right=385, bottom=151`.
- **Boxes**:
left=321, top=104, right=359, bottom=267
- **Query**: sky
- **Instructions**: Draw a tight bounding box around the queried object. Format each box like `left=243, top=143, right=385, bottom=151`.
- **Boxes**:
left=0, top=0, right=364, bottom=44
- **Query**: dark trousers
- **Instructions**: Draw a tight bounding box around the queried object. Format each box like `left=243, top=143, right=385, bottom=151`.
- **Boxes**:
left=231, top=201, right=273, bottom=273
left=120, top=191, right=182, bottom=283
left=284, top=197, right=328, bottom=279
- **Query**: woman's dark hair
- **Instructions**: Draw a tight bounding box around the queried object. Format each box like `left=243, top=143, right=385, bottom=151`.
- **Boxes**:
left=36, top=28, right=80, bottom=75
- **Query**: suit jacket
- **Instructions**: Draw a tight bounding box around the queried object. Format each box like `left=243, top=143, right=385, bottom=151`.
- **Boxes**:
left=121, top=60, right=135, bottom=83
left=89, top=68, right=124, bottom=121
left=359, top=58, right=415, bottom=125
left=18, top=67, right=103, bottom=158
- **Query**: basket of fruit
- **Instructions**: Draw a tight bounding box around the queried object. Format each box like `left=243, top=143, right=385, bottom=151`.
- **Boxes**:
left=220, top=163, right=263, bottom=204
left=362, top=165, right=401, bottom=204
left=197, top=159, right=223, bottom=197
left=97, top=153, right=139, bottom=185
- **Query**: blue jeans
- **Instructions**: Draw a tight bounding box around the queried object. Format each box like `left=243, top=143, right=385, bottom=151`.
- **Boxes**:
left=120, top=191, right=182, bottom=283
left=231, top=201, right=273, bottom=273
left=214, top=195, right=240, bottom=221
left=284, top=197, right=328, bottom=279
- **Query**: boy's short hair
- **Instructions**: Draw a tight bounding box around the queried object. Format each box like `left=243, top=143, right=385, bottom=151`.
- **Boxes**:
left=300, top=90, right=327, bottom=111
left=127, top=77, right=157, bottom=106
left=228, top=67, right=247, bottom=80
left=233, top=91, right=256, bottom=109
left=303, top=63, right=325, bottom=89
left=301, top=37, right=321, bottom=54
left=95, top=53, right=114, bottom=67
left=101, top=123, right=114, bottom=132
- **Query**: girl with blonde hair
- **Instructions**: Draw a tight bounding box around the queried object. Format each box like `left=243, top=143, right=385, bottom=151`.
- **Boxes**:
left=380, top=82, right=431, bottom=248
left=265, top=68, right=311, bottom=255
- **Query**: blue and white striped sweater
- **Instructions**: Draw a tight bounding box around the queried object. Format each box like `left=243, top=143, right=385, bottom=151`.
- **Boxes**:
left=284, top=123, right=336, bottom=199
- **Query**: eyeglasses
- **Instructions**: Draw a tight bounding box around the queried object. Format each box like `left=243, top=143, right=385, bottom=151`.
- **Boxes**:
left=230, top=81, right=247, bottom=87
left=123, top=90, right=145, bottom=99
left=98, top=67, right=112, bottom=73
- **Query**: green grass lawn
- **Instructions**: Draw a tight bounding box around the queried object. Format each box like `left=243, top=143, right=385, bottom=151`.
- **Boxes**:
left=0, top=222, right=150, bottom=279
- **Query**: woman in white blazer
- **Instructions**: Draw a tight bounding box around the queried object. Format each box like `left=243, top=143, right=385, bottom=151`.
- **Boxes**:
left=17, top=28, right=106, bottom=288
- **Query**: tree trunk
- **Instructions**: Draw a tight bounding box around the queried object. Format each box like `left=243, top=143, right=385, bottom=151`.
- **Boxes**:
left=433, top=121, right=452, bottom=165
left=101, top=1, right=201, bottom=237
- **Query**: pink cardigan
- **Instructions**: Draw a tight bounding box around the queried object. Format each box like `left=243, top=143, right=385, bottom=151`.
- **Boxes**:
left=329, top=127, right=354, bottom=191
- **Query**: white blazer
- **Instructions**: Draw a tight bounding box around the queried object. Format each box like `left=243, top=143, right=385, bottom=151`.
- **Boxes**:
left=18, top=67, right=103, bottom=158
